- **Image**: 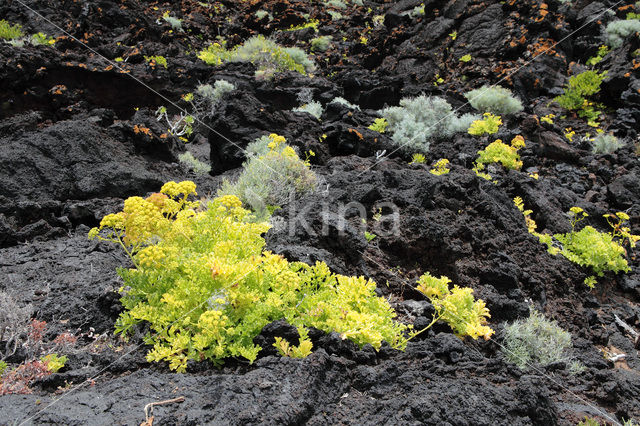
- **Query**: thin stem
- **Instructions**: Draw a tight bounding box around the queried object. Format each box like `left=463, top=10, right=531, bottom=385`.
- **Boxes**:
left=406, top=313, right=441, bottom=342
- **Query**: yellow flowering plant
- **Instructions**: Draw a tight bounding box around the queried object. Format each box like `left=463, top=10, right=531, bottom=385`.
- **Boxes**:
left=514, top=199, right=637, bottom=288
left=430, top=158, right=450, bottom=175
left=473, top=135, right=525, bottom=181
left=468, top=113, right=502, bottom=136
left=368, top=117, right=389, bottom=133
left=91, top=182, right=409, bottom=371
left=411, top=273, right=494, bottom=341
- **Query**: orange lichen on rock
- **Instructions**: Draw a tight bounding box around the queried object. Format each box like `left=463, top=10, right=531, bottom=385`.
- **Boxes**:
left=134, top=125, right=152, bottom=136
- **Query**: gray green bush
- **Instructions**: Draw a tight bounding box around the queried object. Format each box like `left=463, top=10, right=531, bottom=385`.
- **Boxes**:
left=502, top=308, right=584, bottom=373
left=218, top=135, right=317, bottom=215
left=464, top=85, right=523, bottom=115
left=311, top=35, right=332, bottom=52
left=198, top=35, right=315, bottom=77
left=606, top=19, right=640, bottom=49
left=592, top=133, right=625, bottom=154
left=329, top=96, right=360, bottom=110
left=380, top=95, right=478, bottom=153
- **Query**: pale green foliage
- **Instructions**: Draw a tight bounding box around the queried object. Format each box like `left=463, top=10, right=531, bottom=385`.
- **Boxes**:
left=502, top=308, right=580, bottom=371
left=381, top=95, right=479, bottom=153
left=504, top=310, right=570, bottom=365
left=254, top=10, right=271, bottom=20
left=592, top=133, right=625, bottom=154
left=284, top=46, right=316, bottom=73
left=329, top=96, right=360, bottom=110
left=294, top=101, right=324, bottom=119
left=606, top=19, right=640, bottom=48
left=198, top=36, right=315, bottom=76
left=464, top=86, right=523, bottom=115
left=196, top=80, right=235, bottom=105
left=325, top=0, right=347, bottom=9
left=0, top=20, right=23, bottom=40
left=178, top=151, right=211, bottom=175
left=94, top=183, right=408, bottom=371
left=409, top=4, right=426, bottom=17
left=0, top=361, right=7, bottom=376
left=219, top=134, right=317, bottom=213
left=311, top=35, right=332, bottom=52
left=162, top=11, right=183, bottom=31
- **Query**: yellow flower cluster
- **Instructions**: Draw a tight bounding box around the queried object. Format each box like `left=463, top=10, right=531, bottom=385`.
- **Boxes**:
left=430, top=158, right=451, bottom=176
left=100, top=213, right=125, bottom=230
left=137, top=246, right=166, bottom=269
left=160, top=180, right=197, bottom=198
left=267, top=133, right=286, bottom=150
left=197, top=310, right=228, bottom=335
left=217, top=195, right=242, bottom=209
left=122, top=196, right=167, bottom=245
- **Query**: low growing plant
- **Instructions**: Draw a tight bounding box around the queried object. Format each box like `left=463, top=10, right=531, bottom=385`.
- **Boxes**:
left=198, top=35, right=315, bottom=76
left=586, top=45, right=610, bottom=66
left=293, top=101, right=323, bottom=120
left=329, top=96, right=360, bottom=110
left=514, top=200, right=637, bottom=287
left=502, top=308, right=583, bottom=373
left=606, top=19, right=640, bottom=49
left=156, top=80, right=235, bottom=139
left=364, top=231, right=377, bottom=242
left=161, top=11, right=183, bottom=31
left=554, top=70, right=607, bottom=126
left=464, top=86, right=523, bottom=115
left=310, top=35, right=332, bottom=52
left=591, top=132, right=624, bottom=154
left=40, top=353, right=67, bottom=373
left=468, top=113, right=502, bottom=136
left=368, top=117, right=388, bottom=133
left=473, top=135, right=525, bottom=180
left=274, top=327, right=313, bottom=358
left=178, top=151, right=211, bottom=175
left=409, top=153, right=426, bottom=164
left=381, top=95, right=478, bottom=153
left=430, top=158, right=451, bottom=175
left=555, top=208, right=632, bottom=286
left=0, top=20, right=23, bottom=40
left=145, top=55, right=168, bottom=69
left=30, top=32, right=55, bottom=46
left=89, top=181, right=409, bottom=371
left=412, top=273, right=494, bottom=340
left=218, top=134, right=317, bottom=214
